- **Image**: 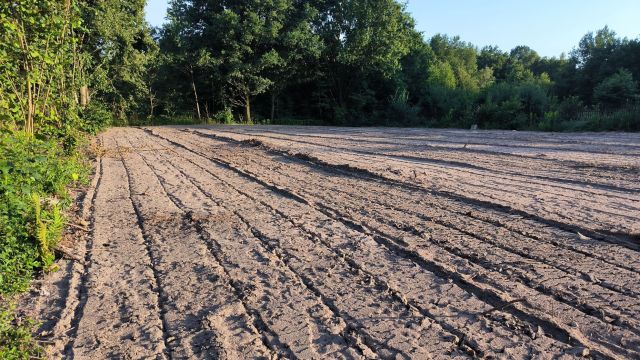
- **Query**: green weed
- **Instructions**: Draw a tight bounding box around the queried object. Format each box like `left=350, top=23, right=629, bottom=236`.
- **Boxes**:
left=0, top=131, right=87, bottom=294
left=0, top=304, right=43, bottom=360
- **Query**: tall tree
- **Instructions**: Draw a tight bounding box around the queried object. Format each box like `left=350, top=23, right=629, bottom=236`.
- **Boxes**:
left=310, top=0, right=415, bottom=122
left=593, top=68, right=638, bottom=109
left=81, top=0, right=157, bottom=120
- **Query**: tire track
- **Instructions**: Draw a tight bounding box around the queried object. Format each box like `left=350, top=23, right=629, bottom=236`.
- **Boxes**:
left=200, top=128, right=640, bottom=251
left=144, top=142, right=578, bottom=358
left=66, top=135, right=169, bottom=359
left=172, top=128, right=640, bottom=278
left=127, top=132, right=467, bottom=359
left=141, top=128, right=640, bottom=356
left=169, top=134, right=640, bottom=332
left=118, top=140, right=175, bottom=359
left=116, top=135, right=274, bottom=359
left=214, top=128, right=640, bottom=194
left=52, top=145, right=103, bottom=358
left=198, top=128, right=640, bottom=237
left=118, top=133, right=368, bottom=359
left=138, top=129, right=596, bottom=356
left=172, top=127, right=640, bottom=274
left=179, top=128, right=640, bottom=272
left=240, top=126, right=640, bottom=155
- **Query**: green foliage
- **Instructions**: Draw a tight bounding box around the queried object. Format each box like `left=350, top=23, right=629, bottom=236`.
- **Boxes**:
left=81, top=0, right=158, bottom=121
left=0, top=304, right=43, bottom=360
left=78, top=102, right=114, bottom=134
left=428, top=61, right=457, bottom=89
left=574, top=105, right=640, bottom=131
left=593, top=69, right=638, bottom=109
left=0, top=0, right=84, bottom=135
left=558, top=96, right=585, bottom=120
left=214, top=108, right=236, bottom=125
left=0, top=132, right=86, bottom=295
left=149, top=2, right=640, bottom=131
left=385, top=89, right=421, bottom=126
left=475, top=82, right=551, bottom=129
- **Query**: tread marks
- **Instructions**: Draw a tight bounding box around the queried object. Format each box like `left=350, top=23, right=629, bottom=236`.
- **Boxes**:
left=143, top=127, right=640, bottom=359
left=117, top=136, right=274, bottom=359
left=130, top=131, right=478, bottom=357
left=60, top=149, right=103, bottom=357
left=66, top=137, right=168, bottom=359
left=191, top=128, right=640, bottom=245
left=141, top=128, right=592, bottom=356
left=124, top=133, right=366, bottom=359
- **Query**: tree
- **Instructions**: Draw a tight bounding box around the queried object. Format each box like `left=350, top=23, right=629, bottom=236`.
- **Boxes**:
left=593, top=68, right=638, bottom=109
left=265, top=2, right=323, bottom=120
left=510, top=46, right=540, bottom=70
left=571, top=26, right=622, bottom=102
left=309, top=0, right=415, bottom=122
left=478, top=46, right=509, bottom=81
left=427, top=61, right=456, bottom=89
left=0, top=0, right=84, bottom=136
left=81, top=0, right=157, bottom=121
left=430, top=34, right=480, bottom=90
left=162, top=0, right=311, bottom=123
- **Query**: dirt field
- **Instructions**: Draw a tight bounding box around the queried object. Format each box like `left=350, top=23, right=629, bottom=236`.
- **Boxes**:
left=22, top=126, right=640, bottom=359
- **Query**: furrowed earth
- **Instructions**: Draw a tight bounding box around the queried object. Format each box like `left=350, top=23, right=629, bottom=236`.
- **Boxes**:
left=21, top=126, right=640, bottom=359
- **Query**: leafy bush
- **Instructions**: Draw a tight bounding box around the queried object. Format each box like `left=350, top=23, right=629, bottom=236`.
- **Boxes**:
left=384, top=89, right=421, bottom=126
left=0, top=132, right=85, bottom=295
left=79, top=102, right=114, bottom=134
left=593, top=69, right=638, bottom=109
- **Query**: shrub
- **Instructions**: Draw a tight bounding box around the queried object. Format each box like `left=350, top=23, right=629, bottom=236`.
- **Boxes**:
left=0, top=132, right=85, bottom=295
left=79, top=102, right=114, bottom=134
left=0, top=304, right=43, bottom=359
left=593, top=69, right=638, bottom=109
left=384, top=89, right=421, bottom=126
left=558, top=96, right=585, bottom=120
left=213, top=108, right=235, bottom=124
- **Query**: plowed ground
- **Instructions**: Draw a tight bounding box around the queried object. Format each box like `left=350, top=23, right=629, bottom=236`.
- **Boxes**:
left=23, top=126, right=640, bottom=359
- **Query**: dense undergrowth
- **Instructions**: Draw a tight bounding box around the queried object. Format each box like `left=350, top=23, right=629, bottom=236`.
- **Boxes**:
left=0, top=130, right=89, bottom=358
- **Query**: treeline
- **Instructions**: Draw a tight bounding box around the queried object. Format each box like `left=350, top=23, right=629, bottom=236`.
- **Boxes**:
left=142, top=0, right=640, bottom=130
left=2, top=1, right=638, bottom=135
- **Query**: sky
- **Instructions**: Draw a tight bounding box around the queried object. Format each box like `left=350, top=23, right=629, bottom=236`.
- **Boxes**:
left=145, top=0, right=640, bottom=58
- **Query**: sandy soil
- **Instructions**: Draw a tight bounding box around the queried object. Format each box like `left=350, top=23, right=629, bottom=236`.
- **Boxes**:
left=22, top=126, right=640, bottom=359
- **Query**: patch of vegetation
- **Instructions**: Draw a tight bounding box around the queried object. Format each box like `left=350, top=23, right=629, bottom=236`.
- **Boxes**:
left=149, top=3, right=640, bottom=132
left=0, top=132, right=87, bottom=295
left=0, top=304, right=43, bottom=360
left=0, top=131, right=88, bottom=357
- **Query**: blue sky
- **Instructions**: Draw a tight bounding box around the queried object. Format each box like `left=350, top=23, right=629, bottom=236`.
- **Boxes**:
left=145, top=0, right=640, bottom=58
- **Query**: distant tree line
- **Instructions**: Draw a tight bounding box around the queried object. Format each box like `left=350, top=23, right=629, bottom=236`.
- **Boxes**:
left=1, top=0, right=639, bottom=135
left=147, top=1, right=639, bottom=130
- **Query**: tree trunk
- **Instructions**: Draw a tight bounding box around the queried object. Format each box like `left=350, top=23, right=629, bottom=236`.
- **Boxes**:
left=80, top=86, right=90, bottom=107
left=271, top=92, right=276, bottom=121
left=245, top=96, right=252, bottom=124
left=26, top=82, right=34, bottom=135
left=190, top=68, right=201, bottom=121
left=148, top=86, right=155, bottom=120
